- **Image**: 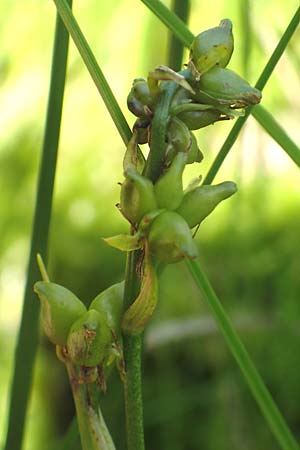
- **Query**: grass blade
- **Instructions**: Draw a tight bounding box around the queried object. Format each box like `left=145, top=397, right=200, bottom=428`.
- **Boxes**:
left=252, top=104, right=300, bottom=167
left=140, top=0, right=194, bottom=47
left=52, top=0, right=131, bottom=145
left=186, top=259, right=299, bottom=450
left=203, top=6, right=300, bottom=184
left=4, top=4, right=72, bottom=450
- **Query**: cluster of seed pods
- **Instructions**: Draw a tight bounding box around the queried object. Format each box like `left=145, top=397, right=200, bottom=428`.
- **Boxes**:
left=35, top=20, right=262, bottom=353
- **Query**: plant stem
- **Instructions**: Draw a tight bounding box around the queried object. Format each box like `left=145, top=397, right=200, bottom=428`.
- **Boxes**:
left=4, top=4, right=71, bottom=450
left=168, top=0, right=191, bottom=71
left=144, top=82, right=178, bottom=182
left=186, top=258, right=299, bottom=450
left=122, top=250, right=145, bottom=450
left=122, top=69, right=179, bottom=449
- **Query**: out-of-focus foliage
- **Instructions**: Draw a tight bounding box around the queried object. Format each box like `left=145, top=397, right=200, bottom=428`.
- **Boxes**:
left=0, top=1, right=299, bottom=450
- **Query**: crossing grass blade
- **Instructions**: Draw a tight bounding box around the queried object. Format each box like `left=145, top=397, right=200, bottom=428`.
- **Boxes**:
left=186, top=258, right=300, bottom=450
left=140, top=0, right=194, bottom=47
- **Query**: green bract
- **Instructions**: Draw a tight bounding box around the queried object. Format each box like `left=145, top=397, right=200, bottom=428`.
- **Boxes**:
left=176, top=181, right=237, bottom=228
left=148, top=211, right=198, bottom=263
left=154, top=152, right=187, bottom=210
left=120, top=168, right=157, bottom=224
left=89, top=282, right=124, bottom=336
left=67, top=309, right=111, bottom=367
left=122, top=251, right=158, bottom=335
left=196, top=67, right=262, bottom=108
left=167, top=117, right=192, bottom=154
left=34, top=281, right=87, bottom=345
left=187, top=132, right=203, bottom=164
left=189, top=19, right=234, bottom=79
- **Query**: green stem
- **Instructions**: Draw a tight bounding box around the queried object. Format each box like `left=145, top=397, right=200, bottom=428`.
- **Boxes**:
left=122, top=250, right=145, bottom=450
left=4, top=5, right=71, bottom=450
left=168, top=0, right=191, bottom=71
left=65, top=359, right=116, bottom=450
left=122, top=72, right=179, bottom=448
left=144, top=82, right=178, bottom=182
left=186, top=259, right=299, bottom=450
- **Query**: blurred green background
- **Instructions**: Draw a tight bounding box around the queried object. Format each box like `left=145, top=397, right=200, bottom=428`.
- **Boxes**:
left=0, top=1, right=300, bottom=449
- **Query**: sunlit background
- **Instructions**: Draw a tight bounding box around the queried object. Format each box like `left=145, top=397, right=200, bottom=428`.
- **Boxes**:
left=1, top=1, right=300, bottom=449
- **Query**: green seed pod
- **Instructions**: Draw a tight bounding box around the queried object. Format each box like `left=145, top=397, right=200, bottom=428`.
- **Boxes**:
left=67, top=309, right=111, bottom=367
left=176, top=181, right=237, bottom=228
left=89, top=282, right=124, bottom=336
left=154, top=152, right=187, bottom=210
left=186, top=132, right=203, bottom=164
left=177, top=108, right=222, bottom=130
left=196, top=67, right=262, bottom=108
left=34, top=281, right=87, bottom=345
left=189, top=19, right=234, bottom=79
left=127, top=78, right=152, bottom=117
left=167, top=117, right=192, bottom=153
left=120, top=168, right=157, bottom=224
left=132, top=78, right=152, bottom=106
left=127, top=90, right=145, bottom=118
left=148, top=211, right=198, bottom=263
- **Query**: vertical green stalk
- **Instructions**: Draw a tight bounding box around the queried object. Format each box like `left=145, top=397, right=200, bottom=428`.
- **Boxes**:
left=122, top=250, right=145, bottom=450
left=4, top=4, right=72, bottom=450
left=186, top=259, right=299, bottom=450
left=168, top=0, right=191, bottom=71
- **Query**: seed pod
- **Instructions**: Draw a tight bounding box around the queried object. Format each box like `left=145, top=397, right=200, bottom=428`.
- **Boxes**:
left=186, top=132, right=203, bottom=164
left=127, top=78, right=152, bottom=117
left=120, top=168, right=157, bottom=224
left=176, top=181, right=237, bottom=228
left=154, top=152, right=187, bottom=210
left=67, top=309, right=111, bottom=367
left=189, top=19, right=234, bottom=79
left=132, top=78, right=152, bottom=105
left=177, top=108, right=222, bottom=130
left=148, top=211, right=198, bottom=263
left=196, top=67, right=262, bottom=108
left=34, top=281, right=87, bottom=345
left=89, top=282, right=124, bottom=336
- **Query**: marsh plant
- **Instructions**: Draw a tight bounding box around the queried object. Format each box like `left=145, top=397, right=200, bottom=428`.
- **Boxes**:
left=4, top=2, right=300, bottom=450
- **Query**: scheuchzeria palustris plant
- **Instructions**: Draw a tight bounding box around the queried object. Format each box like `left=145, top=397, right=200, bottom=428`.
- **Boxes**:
left=34, top=19, right=261, bottom=450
